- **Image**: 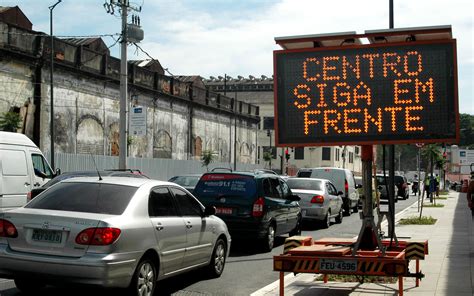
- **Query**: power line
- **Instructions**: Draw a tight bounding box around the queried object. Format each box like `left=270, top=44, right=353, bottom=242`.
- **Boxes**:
left=0, top=31, right=120, bottom=38
left=133, top=42, right=177, bottom=78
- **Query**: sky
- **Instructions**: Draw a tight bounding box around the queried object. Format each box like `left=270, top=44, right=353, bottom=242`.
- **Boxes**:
left=2, top=0, right=472, bottom=114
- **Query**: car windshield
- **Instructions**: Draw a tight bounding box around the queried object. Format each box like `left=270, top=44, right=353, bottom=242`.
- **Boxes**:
left=26, top=182, right=137, bottom=215
left=169, top=176, right=200, bottom=187
left=376, top=176, right=387, bottom=185
left=286, top=179, right=323, bottom=191
left=193, top=174, right=256, bottom=198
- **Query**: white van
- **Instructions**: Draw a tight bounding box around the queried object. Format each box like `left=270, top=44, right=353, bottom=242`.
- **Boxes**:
left=0, top=131, right=55, bottom=211
left=296, top=167, right=360, bottom=216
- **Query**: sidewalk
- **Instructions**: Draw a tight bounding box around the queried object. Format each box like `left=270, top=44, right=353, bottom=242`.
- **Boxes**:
left=253, top=191, right=474, bottom=296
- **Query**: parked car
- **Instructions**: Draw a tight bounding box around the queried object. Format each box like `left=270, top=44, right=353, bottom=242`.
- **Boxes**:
left=0, top=131, right=57, bottom=211
left=285, top=178, right=343, bottom=228
left=395, top=175, right=410, bottom=200
left=168, top=174, right=202, bottom=193
left=193, top=171, right=301, bottom=252
left=0, top=177, right=230, bottom=295
left=375, top=174, right=398, bottom=202
left=28, top=169, right=149, bottom=201
left=296, top=167, right=360, bottom=216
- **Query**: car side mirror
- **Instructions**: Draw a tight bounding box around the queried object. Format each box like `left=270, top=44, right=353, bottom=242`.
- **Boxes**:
left=288, top=194, right=301, bottom=201
left=337, top=191, right=344, bottom=196
left=55, top=168, right=61, bottom=177
left=203, top=206, right=216, bottom=216
left=356, top=184, right=363, bottom=189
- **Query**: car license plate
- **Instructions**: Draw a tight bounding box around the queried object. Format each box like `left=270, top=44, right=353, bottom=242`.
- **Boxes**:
left=215, top=207, right=233, bottom=215
left=319, top=259, right=357, bottom=272
left=32, top=229, right=62, bottom=244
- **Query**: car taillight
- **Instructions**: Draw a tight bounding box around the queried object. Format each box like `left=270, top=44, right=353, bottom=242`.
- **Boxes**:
left=0, top=219, right=18, bottom=238
left=252, top=197, right=265, bottom=217
left=310, top=195, right=324, bottom=203
left=75, top=227, right=121, bottom=245
left=27, top=191, right=32, bottom=202
left=345, top=180, right=349, bottom=196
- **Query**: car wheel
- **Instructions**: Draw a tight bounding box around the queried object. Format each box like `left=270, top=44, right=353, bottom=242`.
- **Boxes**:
left=289, top=215, right=302, bottom=237
left=262, top=224, right=275, bottom=252
left=321, top=211, right=330, bottom=229
left=335, top=208, right=343, bottom=224
left=343, top=201, right=351, bottom=216
left=206, top=238, right=227, bottom=278
left=353, top=203, right=359, bottom=213
left=129, top=257, right=156, bottom=296
left=14, top=278, right=45, bottom=294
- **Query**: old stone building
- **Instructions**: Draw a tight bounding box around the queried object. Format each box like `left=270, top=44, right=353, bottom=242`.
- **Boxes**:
left=0, top=7, right=259, bottom=164
left=205, top=76, right=362, bottom=175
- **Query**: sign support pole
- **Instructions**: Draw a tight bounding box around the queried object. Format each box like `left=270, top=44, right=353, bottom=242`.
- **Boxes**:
left=352, top=145, right=385, bottom=255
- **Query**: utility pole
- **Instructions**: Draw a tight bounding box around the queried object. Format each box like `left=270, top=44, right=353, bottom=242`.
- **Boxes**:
left=49, top=0, right=62, bottom=170
left=104, top=0, right=143, bottom=169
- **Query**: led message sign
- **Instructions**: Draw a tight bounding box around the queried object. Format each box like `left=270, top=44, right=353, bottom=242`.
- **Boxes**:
left=274, top=40, right=458, bottom=146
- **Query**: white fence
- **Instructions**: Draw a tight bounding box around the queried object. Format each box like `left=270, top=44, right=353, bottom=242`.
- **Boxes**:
left=45, top=152, right=263, bottom=181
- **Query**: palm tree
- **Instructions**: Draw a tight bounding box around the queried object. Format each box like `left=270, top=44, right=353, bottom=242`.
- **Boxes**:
left=421, top=144, right=442, bottom=207
left=262, top=151, right=272, bottom=169
left=201, top=150, right=216, bottom=172
left=0, top=111, right=21, bottom=132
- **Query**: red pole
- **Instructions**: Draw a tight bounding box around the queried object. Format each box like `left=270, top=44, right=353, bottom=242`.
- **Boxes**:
left=279, top=271, right=284, bottom=296
left=399, top=276, right=404, bottom=296
left=416, top=260, right=420, bottom=287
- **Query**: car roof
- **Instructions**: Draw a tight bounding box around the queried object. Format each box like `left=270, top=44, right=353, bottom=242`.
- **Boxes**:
left=288, top=177, right=326, bottom=182
left=201, top=171, right=279, bottom=179
left=59, top=176, right=165, bottom=187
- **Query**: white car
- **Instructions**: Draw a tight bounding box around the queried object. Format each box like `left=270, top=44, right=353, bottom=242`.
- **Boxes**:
left=286, top=178, right=344, bottom=228
left=0, top=177, right=231, bottom=295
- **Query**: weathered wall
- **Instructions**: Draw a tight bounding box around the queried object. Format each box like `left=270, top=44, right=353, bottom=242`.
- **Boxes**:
left=36, top=67, right=256, bottom=162
left=0, top=59, right=35, bottom=137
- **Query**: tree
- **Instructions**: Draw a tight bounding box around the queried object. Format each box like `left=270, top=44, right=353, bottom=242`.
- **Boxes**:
left=0, top=111, right=21, bottom=132
left=262, top=151, right=272, bottom=169
left=459, top=113, right=474, bottom=148
left=201, top=150, right=216, bottom=172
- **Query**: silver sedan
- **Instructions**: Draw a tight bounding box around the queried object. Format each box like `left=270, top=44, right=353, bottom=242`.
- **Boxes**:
left=0, top=177, right=231, bottom=295
left=286, top=178, right=344, bottom=228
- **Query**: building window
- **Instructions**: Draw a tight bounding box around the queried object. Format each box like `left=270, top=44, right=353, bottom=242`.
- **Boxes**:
left=295, top=147, right=304, bottom=160
left=355, top=146, right=360, bottom=155
left=322, top=147, right=331, bottom=161
left=349, top=152, right=354, bottom=163
left=335, top=148, right=340, bottom=161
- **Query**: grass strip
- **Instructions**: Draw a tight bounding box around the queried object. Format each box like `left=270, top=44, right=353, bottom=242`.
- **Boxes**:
left=399, top=216, right=437, bottom=225
left=423, top=203, right=444, bottom=208
left=435, top=197, right=447, bottom=200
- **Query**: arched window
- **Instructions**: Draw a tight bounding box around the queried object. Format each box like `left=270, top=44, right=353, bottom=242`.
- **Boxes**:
left=194, top=136, right=202, bottom=159
left=153, top=129, right=172, bottom=158
left=77, top=116, right=104, bottom=155
left=108, top=122, right=119, bottom=156
left=240, top=142, right=251, bottom=164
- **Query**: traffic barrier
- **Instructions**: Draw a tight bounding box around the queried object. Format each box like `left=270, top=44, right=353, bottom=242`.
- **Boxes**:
left=405, top=242, right=426, bottom=260
left=283, top=236, right=313, bottom=254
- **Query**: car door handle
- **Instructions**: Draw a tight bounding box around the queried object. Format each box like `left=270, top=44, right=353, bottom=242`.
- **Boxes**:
left=24, top=182, right=30, bottom=186
left=34, top=182, right=41, bottom=187
left=186, top=222, right=193, bottom=229
left=155, top=224, right=164, bottom=231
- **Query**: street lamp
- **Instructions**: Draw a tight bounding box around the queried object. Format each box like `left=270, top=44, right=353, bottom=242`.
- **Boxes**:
left=49, top=0, right=61, bottom=170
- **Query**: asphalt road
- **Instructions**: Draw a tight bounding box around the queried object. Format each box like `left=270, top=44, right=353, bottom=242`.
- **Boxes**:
left=0, top=195, right=419, bottom=296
